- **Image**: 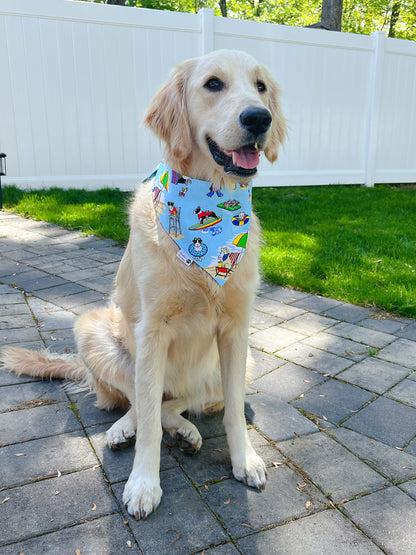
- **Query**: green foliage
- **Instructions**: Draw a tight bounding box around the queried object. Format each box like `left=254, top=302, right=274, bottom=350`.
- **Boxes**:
left=81, top=0, right=416, bottom=41
left=342, top=0, right=416, bottom=40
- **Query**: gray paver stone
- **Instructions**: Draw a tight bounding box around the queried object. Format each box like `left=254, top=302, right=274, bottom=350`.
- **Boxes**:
left=0, top=468, right=118, bottom=546
left=237, top=509, right=383, bottom=554
left=48, top=289, right=106, bottom=310
left=400, top=480, right=416, bottom=501
left=0, top=430, right=97, bottom=489
left=277, top=342, right=353, bottom=375
left=327, top=322, right=395, bottom=349
left=255, top=297, right=305, bottom=320
left=344, top=396, right=416, bottom=448
left=113, top=467, right=228, bottom=555
left=277, top=432, right=386, bottom=502
left=397, top=323, right=416, bottom=341
left=204, top=543, right=240, bottom=554
left=281, top=313, right=338, bottom=335
left=405, top=438, right=416, bottom=457
left=70, top=393, right=126, bottom=428
left=325, top=303, right=374, bottom=323
left=292, top=379, right=374, bottom=424
left=259, top=285, right=309, bottom=304
left=30, top=281, right=88, bottom=301
left=0, top=326, right=41, bottom=344
left=291, top=294, right=343, bottom=313
left=386, top=378, right=416, bottom=407
left=360, top=317, right=406, bottom=334
left=343, top=487, right=416, bottom=554
left=0, top=302, right=30, bottom=316
left=0, top=402, right=81, bottom=445
left=245, top=392, right=318, bottom=441
left=201, top=465, right=327, bottom=538
left=248, top=347, right=285, bottom=380
left=333, top=428, right=416, bottom=482
left=377, top=338, right=416, bottom=370
left=37, top=310, right=77, bottom=331
left=0, top=380, right=67, bottom=413
left=0, top=370, right=39, bottom=386
left=337, top=356, right=411, bottom=394
left=0, top=314, right=37, bottom=331
left=0, top=514, right=140, bottom=554
left=302, top=331, right=370, bottom=361
left=250, top=363, right=328, bottom=402
left=188, top=409, right=226, bottom=439
left=249, top=325, right=305, bottom=353
left=18, top=273, right=68, bottom=293
left=250, top=309, right=282, bottom=331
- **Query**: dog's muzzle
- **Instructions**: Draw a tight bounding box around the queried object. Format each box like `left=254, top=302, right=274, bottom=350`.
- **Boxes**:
left=207, top=107, right=272, bottom=178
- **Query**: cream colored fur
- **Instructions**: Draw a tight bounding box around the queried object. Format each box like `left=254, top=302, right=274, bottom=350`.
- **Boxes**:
left=1, top=50, right=287, bottom=520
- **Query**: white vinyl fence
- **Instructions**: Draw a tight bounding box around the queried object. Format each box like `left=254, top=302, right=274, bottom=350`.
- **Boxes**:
left=1, top=0, right=416, bottom=189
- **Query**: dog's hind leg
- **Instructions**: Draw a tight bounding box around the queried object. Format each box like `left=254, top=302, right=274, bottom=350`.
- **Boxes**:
left=106, top=406, right=137, bottom=449
left=75, top=306, right=139, bottom=448
left=161, top=399, right=202, bottom=454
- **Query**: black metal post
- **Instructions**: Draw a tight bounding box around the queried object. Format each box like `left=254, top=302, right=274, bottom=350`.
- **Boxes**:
left=0, top=153, right=6, bottom=211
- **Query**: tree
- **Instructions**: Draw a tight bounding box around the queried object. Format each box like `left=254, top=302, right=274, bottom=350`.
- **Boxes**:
left=78, top=0, right=416, bottom=41
left=219, top=0, right=227, bottom=16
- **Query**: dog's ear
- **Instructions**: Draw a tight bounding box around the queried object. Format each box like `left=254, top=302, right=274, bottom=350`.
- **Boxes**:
left=144, top=60, right=195, bottom=164
left=262, top=67, right=288, bottom=164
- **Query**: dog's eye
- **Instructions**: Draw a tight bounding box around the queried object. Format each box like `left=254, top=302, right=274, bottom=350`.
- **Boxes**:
left=256, top=80, right=267, bottom=93
left=204, top=77, right=224, bottom=92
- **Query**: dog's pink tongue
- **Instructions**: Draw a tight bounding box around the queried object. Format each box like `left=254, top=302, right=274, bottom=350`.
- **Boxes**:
left=226, top=146, right=260, bottom=169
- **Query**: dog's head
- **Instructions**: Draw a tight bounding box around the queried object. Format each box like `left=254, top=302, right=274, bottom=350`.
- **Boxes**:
left=144, top=50, right=287, bottom=185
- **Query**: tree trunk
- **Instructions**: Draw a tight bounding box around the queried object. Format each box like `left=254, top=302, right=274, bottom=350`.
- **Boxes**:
left=388, top=2, right=401, bottom=37
left=219, top=0, right=227, bottom=17
left=321, top=0, right=343, bottom=31
left=107, top=0, right=126, bottom=5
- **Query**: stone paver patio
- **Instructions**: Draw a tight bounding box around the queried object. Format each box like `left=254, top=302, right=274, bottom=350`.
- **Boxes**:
left=1, top=211, right=416, bottom=554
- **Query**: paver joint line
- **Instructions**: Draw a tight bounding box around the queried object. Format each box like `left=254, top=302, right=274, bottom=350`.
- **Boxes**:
left=1, top=213, right=416, bottom=554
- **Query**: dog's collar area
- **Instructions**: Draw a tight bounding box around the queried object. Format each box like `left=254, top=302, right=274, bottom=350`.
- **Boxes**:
left=150, top=162, right=253, bottom=286
left=207, top=137, right=259, bottom=178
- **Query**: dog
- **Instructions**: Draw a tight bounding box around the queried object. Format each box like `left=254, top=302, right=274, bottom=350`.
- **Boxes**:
left=193, top=206, right=219, bottom=224
left=0, top=49, right=287, bottom=520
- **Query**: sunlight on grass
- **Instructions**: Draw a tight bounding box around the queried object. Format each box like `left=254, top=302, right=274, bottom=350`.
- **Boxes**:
left=3, top=187, right=131, bottom=243
left=3, top=183, right=416, bottom=318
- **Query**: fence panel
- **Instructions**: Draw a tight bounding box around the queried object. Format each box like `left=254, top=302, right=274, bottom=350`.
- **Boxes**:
left=0, top=0, right=415, bottom=189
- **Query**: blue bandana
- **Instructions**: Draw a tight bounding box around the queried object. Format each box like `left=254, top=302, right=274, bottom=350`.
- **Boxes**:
left=150, top=162, right=252, bottom=286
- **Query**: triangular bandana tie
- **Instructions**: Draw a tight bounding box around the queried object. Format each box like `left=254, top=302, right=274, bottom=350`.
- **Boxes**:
left=150, top=162, right=253, bottom=286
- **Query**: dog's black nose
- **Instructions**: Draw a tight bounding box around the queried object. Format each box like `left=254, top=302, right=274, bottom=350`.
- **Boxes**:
left=239, top=107, right=272, bottom=136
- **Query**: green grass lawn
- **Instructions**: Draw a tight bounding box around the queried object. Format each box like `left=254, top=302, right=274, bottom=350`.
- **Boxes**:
left=2, top=184, right=415, bottom=318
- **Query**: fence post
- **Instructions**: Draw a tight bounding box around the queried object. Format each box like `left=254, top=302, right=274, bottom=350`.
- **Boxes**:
left=199, top=8, right=214, bottom=55
left=365, top=31, right=386, bottom=187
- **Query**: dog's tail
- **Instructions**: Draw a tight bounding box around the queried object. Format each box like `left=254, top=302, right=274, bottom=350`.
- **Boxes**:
left=0, top=347, right=88, bottom=382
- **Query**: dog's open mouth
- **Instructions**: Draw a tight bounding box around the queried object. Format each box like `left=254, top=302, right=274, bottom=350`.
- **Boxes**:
left=207, top=138, right=260, bottom=177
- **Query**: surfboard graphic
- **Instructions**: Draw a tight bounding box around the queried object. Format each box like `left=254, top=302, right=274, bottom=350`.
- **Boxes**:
left=188, top=217, right=222, bottom=230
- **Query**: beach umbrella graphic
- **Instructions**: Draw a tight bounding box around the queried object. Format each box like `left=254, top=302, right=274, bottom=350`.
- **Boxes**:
left=160, top=171, right=169, bottom=191
left=232, top=232, right=248, bottom=249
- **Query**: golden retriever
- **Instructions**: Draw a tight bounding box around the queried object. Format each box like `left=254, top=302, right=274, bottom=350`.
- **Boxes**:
left=1, top=50, right=286, bottom=520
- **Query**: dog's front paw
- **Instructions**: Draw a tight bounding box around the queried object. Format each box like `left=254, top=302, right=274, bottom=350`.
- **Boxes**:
left=232, top=451, right=267, bottom=490
left=122, top=473, right=162, bottom=520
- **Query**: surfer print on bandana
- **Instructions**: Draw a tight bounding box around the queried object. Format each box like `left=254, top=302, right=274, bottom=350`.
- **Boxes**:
left=151, top=161, right=252, bottom=286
